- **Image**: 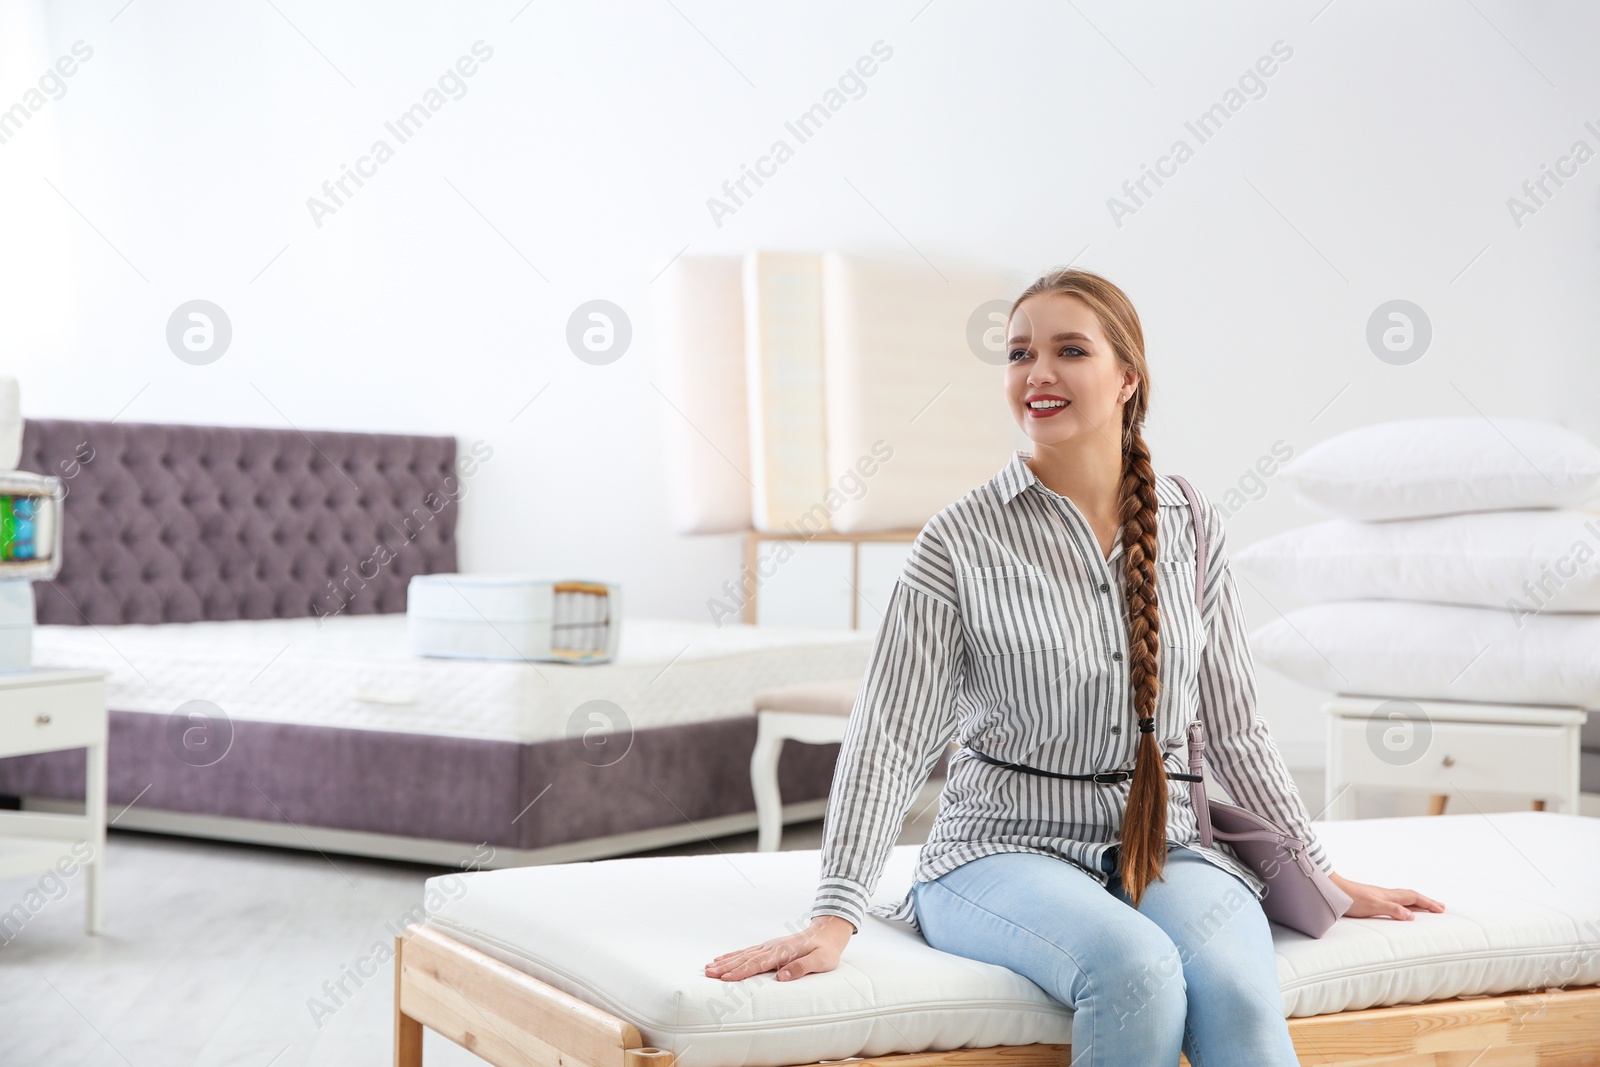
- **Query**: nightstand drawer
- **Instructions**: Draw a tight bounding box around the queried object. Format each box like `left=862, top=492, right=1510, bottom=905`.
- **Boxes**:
left=1334, top=718, right=1573, bottom=798
left=0, top=680, right=107, bottom=757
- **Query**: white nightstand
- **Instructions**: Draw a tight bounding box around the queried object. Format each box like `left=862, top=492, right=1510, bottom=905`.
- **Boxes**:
left=1324, top=695, right=1586, bottom=819
left=0, top=668, right=110, bottom=934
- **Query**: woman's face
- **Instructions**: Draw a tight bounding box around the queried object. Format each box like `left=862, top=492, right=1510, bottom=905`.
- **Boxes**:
left=1005, top=291, right=1135, bottom=450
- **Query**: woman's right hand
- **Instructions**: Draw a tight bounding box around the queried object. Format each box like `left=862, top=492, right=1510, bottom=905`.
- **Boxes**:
left=704, top=915, right=856, bottom=982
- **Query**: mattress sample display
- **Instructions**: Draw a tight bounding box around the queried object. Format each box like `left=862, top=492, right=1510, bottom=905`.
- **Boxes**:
left=651, top=255, right=752, bottom=535
left=420, top=811, right=1600, bottom=1066
left=819, top=252, right=1020, bottom=533
left=742, top=251, right=831, bottom=532
left=30, top=613, right=874, bottom=742
left=657, top=249, right=1028, bottom=536
left=1249, top=599, right=1600, bottom=707
left=407, top=574, right=623, bottom=663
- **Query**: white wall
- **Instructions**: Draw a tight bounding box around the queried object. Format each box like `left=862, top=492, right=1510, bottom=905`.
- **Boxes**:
left=3, top=0, right=1597, bottom=763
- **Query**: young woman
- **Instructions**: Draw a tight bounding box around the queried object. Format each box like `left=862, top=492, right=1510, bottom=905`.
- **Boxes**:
left=706, top=268, right=1444, bottom=1065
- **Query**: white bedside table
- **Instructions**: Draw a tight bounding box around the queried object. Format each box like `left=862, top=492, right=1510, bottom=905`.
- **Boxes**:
left=1324, top=695, right=1586, bottom=820
left=751, top=680, right=860, bottom=852
left=0, top=668, right=110, bottom=934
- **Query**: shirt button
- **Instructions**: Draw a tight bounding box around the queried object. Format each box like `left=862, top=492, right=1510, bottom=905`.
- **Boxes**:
left=1112, top=651, right=1123, bottom=661
left=1099, top=582, right=1110, bottom=593
left=1110, top=724, right=1121, bottom=734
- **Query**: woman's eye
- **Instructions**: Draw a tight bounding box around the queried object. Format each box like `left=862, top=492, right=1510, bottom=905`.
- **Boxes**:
left=1061, top=346, right=1085, bottom=357
left=1007, top=349, right=1028, bottom=362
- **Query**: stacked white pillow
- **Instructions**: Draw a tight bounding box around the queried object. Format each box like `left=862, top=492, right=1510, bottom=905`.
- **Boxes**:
left=1238, top=417, right=1600, bottom=707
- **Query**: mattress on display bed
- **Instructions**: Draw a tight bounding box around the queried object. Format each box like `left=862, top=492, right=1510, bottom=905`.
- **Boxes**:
left=0, top=615, right=873, bottom=854
left=0, top=417, right=879, bottom=863
left=418, top=811, right=1600, bottom=1067
left=27, top=614, right=872, bottom=742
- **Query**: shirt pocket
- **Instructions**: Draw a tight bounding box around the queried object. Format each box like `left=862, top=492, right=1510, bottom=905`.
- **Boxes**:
left=1156, top=560, right=1207, bottom=651
left=957, top=564, right=1072, bottom=658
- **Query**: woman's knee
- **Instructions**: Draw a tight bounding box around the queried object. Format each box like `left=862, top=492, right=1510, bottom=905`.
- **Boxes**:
left=1085, top=927, right=1188, bottom=1030
left=1184, top=951, right=1284, bottom=1023
left=914, top=862, right=1187, bottom=1019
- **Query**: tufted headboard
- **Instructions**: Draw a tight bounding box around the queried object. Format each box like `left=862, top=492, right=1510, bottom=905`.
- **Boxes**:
left=19, top=419, right=460, bottom=625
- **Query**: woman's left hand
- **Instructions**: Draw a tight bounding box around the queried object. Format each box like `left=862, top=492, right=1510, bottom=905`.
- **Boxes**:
left=1329, top=872, right=1445, bottom=921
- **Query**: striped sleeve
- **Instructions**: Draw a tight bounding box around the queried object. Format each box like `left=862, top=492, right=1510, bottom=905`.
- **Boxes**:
left=1196, top=497, right=1334, bottom=875
left=811, top=526, right=966, bottom=932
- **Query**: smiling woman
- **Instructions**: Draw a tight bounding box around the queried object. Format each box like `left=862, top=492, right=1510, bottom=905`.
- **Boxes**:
left=704, top=266, right=1443, bottom=1067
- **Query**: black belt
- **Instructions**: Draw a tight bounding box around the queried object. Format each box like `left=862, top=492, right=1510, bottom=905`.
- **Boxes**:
left=964, top=745, right=1204, bottom=784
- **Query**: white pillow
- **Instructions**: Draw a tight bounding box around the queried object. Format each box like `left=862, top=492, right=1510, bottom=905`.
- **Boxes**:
left=1234, top=509, right=1600, bottom=612
left=1278, top=417, right=1600, bottom=520
left=1249, top=600, right=1600, bottom=708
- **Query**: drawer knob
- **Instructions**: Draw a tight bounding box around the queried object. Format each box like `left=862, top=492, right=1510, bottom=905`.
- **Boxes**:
left=35, top=714, right=51, bottom=726
left=1441, top=754, right=1455, bottom=768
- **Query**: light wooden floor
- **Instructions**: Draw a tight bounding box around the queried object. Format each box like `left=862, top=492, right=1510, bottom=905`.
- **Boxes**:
left=3, top=769, right=1594, bottom=1066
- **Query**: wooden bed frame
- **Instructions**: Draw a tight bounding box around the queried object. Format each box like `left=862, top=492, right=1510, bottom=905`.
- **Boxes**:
left=393, top=925, right=1600, bottom=1067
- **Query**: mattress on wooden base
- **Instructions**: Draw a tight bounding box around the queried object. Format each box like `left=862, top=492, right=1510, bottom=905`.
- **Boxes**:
left=420, top=811, right=1600, bottom=1067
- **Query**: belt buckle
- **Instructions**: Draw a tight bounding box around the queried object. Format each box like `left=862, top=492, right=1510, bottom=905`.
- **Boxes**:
left=1092, top=770, right=1130, bottom=784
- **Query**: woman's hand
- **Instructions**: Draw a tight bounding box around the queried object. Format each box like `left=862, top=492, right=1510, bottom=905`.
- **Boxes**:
left=705, top=915, right=856, bottom=982
left=1330, top=872, right=1445, bottom=921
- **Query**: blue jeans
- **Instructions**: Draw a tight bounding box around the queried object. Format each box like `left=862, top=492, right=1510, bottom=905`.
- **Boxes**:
left=910, top=843, right=1299, bottom=1066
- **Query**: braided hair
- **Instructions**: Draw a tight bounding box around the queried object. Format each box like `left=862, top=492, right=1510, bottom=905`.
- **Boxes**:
left=1009, top=268, right=1168, bottom=908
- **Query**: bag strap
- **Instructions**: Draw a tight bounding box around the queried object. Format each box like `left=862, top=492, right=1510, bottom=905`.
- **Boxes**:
left=1167, top=474, right=1215, bottom=848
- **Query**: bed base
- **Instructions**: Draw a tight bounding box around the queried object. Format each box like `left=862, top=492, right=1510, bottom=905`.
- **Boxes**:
left=394, top=925, right=1600, bottom=1067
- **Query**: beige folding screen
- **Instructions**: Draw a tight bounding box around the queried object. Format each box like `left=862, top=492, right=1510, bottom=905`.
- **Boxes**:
left=650, top=255, right=751, bottom=535
left=653, top=252, right=1021, bottom=535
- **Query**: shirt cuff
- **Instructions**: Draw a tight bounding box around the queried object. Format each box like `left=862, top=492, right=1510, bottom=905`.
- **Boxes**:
left=811, top=876, right=870, bottom=934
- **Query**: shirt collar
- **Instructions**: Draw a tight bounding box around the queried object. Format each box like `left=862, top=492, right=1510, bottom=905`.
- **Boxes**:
left=994, top=449, right=1186, bottom=508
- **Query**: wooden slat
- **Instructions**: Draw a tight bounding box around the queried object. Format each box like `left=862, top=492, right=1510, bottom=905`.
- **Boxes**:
left=1285, top=986, right=1600, bottom=1067
left=394, top=936, right=423, bottom=1067
left=398, top=925, right=648, bottom=1067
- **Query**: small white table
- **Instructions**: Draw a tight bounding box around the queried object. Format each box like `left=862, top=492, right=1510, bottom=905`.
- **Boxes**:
left=0, top=668, right=110, bottom=934
left=750, top=680, right=860, bottom=851
left=1324, top=694, right=1586, bottom=819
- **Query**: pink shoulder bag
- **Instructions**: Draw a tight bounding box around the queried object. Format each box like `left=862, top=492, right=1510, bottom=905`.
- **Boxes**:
left=1170, top=474, right=1353, bottom=939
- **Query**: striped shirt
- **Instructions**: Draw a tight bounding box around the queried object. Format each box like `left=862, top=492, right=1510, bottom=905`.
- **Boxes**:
left=811, top=449, right=1334, bottom=933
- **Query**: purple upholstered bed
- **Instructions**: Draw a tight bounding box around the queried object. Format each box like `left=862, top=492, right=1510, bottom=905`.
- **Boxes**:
left=0, top=419, right=847, bottom=867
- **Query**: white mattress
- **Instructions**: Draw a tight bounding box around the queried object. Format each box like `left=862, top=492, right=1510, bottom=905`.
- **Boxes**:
left=819, top=253, right=1022, bottom=533
left=31, top=614, right=872, bottom=743
left=423, top=811, right=1600, bottom=1067
left=742, top=251, right=830, bottom=533
left=651, top=254, right=752, bottom=535
left=658, top=251, right=1027, bottom=536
